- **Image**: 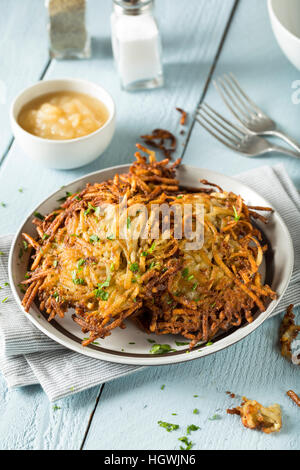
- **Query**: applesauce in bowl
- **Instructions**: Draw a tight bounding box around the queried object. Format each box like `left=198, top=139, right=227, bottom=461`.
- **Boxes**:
left=18, top=91, right=109, bottom=140
left=10, top=78, right=116, bottom=169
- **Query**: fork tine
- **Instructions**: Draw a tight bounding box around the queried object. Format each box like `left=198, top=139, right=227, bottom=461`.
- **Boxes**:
left=196, top=108, right=240, bottom=146
left=195, top=115, right=238, bottom=152
left=213, top=79, right=247, bottom=126
left=201, top=103, right=246, bottom=136
left=217, top=77, right=252, bottom=122
left=228, top=73, right=266, bottom=115
left=197, top=105, right=241, bottom=143
left=222, top=74, right=257, bottom=117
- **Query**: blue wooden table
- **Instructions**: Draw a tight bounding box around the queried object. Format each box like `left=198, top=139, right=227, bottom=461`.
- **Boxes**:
left=0, top=0, right=299, bottom=450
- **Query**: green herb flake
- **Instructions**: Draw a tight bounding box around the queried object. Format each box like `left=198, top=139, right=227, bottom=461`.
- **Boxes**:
left=53, top=260, right=58, bottom=268
left=150, top=343, right=176, bottom=355
left=18, top=248, right=23, bottom=259
left=1, top=297, right=8, bottom=303
left=42, top=233, right=49, bottom=240
left=127, top=216, right=131, bottom=229
left=158, top=421, right=179, bottom=432
left=18, top=284, right=26, bottom=294
left=129, top=262, right=139, bottom=273
left=110, top=263, right=115, bottom=272
left=129, top=342, right=135, bottom=345
left=147, top=339, right=156, bottom=344
left=22, top=241, right=28, bottom=251
left=4, top=282, right=9, bottom=287
left=175, top=341, right=190, bottom=346
left=232, top=205, right=241, bottom=222
left=141, top=251, right=148, bottom=257
left=34, top=212, right=44, bottom=220
left=1, top=202, right=6, bottom=207
left=178, top=436, right=193, bottom=450
left=149, top=261, right=156, bottom=270
left=182, top=268, right=189, bottom=279
left=107, top=234, right=114, bottom=240
left=193, top=408, right=199, bottom=415
left=89, top=234, right=99, bottom=244
left=84, top=202, right=96, bottom=216
left=18, top=188, right=24, bottom=193
left=161, top=384, right=165, bottom=390
left=206, top=341, right=213, bottom=346
left=53, top=405, right=61, bottom=411
left=209, top=414, right=221, bottom=421
left=77, top=258, right=85, bottom=270
left=187, top=424, right=199, bottom=434
left=193, top=395, right=199, bottom=398
left=53, top=292, right=59, bottom=302
left=0, top=252, right=4, bottom=255
left=149, top=242, right=156, bottom=253
left=71, top=270, right=85, bottom=286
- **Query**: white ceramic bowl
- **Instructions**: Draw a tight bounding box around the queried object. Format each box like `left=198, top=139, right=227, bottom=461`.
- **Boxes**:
left=10, top=78, right=116, bottom=170
left=268, top=0, right=300, bottom=70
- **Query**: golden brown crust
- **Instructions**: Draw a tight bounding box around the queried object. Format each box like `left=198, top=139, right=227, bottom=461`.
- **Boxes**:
left=21, top=145, right=276, bottom=347
left=280, top=304, right=300, bottom=361
left=227, top=397, right=282, bottom=434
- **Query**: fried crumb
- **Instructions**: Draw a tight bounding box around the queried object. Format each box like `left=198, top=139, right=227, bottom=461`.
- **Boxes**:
left=176, top=107, right=188, bottom=126
left=280, top=304, right=300, bottom=363
left=227, top=397, right=282, bottom=434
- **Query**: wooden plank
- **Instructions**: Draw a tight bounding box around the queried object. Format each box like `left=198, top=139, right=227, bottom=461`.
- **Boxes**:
left=183, top=0, right=300, bottom=189
left=83, top=314, right=300, bottom=450
left=0, top=0, right=50, bottom=161
left=0, top=374, right=100, bottom=450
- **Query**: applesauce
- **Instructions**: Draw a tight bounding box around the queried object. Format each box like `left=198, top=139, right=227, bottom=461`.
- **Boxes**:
left=18, top=91, right=109, bottom=140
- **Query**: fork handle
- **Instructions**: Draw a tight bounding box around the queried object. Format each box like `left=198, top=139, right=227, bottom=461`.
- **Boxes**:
left=266, top=130, right=300, bottom=153
left=268, top=143, right=300, bottom=159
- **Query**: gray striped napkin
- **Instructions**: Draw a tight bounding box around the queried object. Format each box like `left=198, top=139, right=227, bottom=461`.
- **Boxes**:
left=0, top=163, right=299, bottom=402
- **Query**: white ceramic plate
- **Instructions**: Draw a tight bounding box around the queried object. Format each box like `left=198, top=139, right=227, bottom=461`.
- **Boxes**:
left=9, top=164, right=294, bottom=366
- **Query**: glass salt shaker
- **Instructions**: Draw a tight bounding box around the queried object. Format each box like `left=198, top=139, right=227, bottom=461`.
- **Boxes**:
left=111, top=0, right=163, bottom=91
left=46, top=0, right=91, bottom=59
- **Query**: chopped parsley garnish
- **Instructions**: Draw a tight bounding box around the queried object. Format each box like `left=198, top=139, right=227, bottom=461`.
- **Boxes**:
left=42, top=233, right=49, bottom=240
left=141, top=251, right=148, bottom=257
left=18, top=248, right=23, bottom=259
left=84, top=202, right=96, bottom=216
left=107, top=234, right=114, bottom=240
left=110, top=263, right=115, bottom=272
left=89, top=234, right=99, bottom=244
left=53, top=405, right=61, bottom=411
left=57, top=191, right=72, bottom=202
left=161, top=384, right=165, bottom=390
left=34, top=212, right=44, bottom=220
left=150, top=343, right=176, bottom=355
left=193, top=395, right=199, bottom=398
left=1, top=202, right=6, bottom=207
left=4, top=282, right=9, bottom=287
left=232, top=205, right=240, bottom=221
left=187, top=274, right=194, bottom=281
left=53, top=292, right=59, bottom=302
left=22, top=241, right=28, bottom=251
left=18, top=284, right=26, bottom=294
left=75, top=195, right=82, bottom=201
left=209, top=414, right=221, bottom=421
left=187, top=424, right=199, bottom=434
left=1, top=297, right=8, bottom=303
left=182, top=268, right=189, bottom=279
left=129, top=262, right=139, bottom=273
left=94, top=289, right=109, bottom=301
left=127, top=216, right=131, bottom=229
left=193, top=409, right=199, bottom=415
left=149, top=242, right=156, bottom=253
left=0, top=251, right=4, bottom=255
left=149, top=261, right=156, bottom=269
left=158, top=421, right=179, bottom=432
left=147, top=339, right=156, bottom=344
left=175, top=341, right=190, bottom=346
left=206, top=341, right=213, bottom=346
left=178, top=436, right=193, bottom=450
left=192, top=282, right=198, bottom=291
left=53, top=260, right=58, bottom=268
left=18, top=188, right=24, bottom=193
left=176, top=195, right=183, bottom=199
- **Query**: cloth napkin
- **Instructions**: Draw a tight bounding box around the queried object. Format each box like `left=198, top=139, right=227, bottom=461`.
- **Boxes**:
left=1, top=163, right=300, bottom=402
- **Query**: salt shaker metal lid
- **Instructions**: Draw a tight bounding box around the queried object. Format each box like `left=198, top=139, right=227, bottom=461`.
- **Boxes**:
left=113, top=0, right=154, bottom=15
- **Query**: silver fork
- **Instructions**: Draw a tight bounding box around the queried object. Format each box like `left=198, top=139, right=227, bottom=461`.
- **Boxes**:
left=213, top=73, right=300, bottom=153
left=195, top=103, right=300, bottom=158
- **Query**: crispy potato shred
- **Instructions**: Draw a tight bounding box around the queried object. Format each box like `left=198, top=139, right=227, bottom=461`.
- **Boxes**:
left=280, top=304, right=300, bottom=362
left=227, top=397, right=282, bottom=434
left=21, top=145, right=276, bottom=348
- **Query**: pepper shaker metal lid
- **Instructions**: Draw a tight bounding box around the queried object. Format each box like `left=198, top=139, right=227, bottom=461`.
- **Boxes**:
left=113, top=0, right=154, bottom=15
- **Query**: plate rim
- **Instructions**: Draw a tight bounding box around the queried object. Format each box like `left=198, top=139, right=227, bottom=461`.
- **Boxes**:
left=8, top=163, right=294, bottom=366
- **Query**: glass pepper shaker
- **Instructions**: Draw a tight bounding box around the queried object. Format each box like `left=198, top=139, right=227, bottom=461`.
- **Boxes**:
left=46, top=0, right=91, bottom=59
left=111, top=0, right=163, bottom=91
